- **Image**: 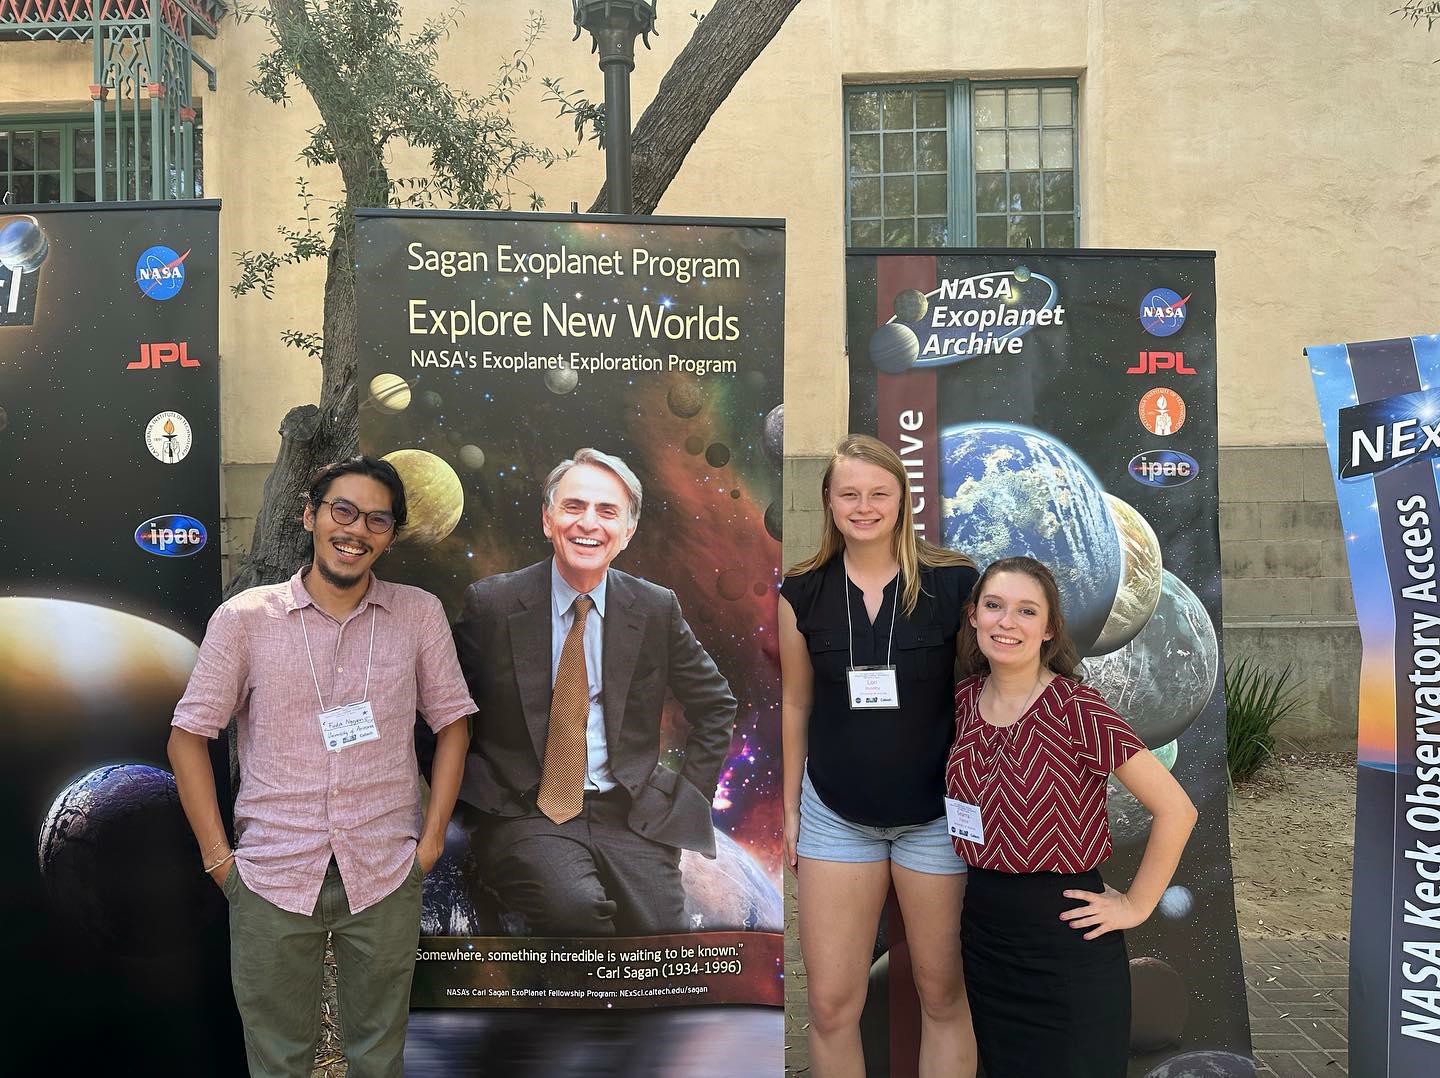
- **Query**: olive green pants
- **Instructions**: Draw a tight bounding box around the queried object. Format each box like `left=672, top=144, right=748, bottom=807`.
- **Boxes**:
left=223, top=857, right=423, bottom=1078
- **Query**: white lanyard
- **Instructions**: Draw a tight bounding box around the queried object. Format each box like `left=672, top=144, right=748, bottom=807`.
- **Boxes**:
left=843, top=565, right=900, bottom=669
left=299, top=604, right=377, bottom=712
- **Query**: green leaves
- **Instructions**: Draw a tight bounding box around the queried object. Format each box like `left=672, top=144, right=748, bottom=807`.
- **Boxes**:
left=1224, top=657, right=1304, bottom=786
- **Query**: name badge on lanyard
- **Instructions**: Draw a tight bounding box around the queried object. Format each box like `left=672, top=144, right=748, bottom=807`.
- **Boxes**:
left=319, top=699, right=380, bottom=751
left=848, top=665, right=900, bottom=709
left=944, top=796, right=985, bottom=844
left=300, top=603, right=381, bottom=753
left=844, top=561, right=903, bottom=711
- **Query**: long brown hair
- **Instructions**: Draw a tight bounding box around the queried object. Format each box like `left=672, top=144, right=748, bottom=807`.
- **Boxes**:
left=957, top=556, right=1082, bottom=679
left=786, top=434, right=974, bottom=615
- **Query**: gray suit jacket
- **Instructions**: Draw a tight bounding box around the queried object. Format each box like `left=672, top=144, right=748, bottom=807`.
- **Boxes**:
left=454, top=559, right=736, bottom=856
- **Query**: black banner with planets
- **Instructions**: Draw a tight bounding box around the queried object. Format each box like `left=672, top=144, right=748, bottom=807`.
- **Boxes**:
left=847, top=250, right=1252, bottom=1077
left=354, top=209, right=785, bottom=1047
left=0, top=203, right=239, bottom=1072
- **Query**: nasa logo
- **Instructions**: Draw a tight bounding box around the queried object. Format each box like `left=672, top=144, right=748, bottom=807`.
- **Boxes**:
left=1140, top=287, right=1190, bottom=338
left=1129, top=451, right=1199, bottom=488
left=128, top=342, right=200, bottom=370
left=135, top=245, right=190, bottom=301
left=134, top=515, right=208, bottom=557
left=1126, top=350, right=1196, bottom=375
left=144, top=411, right=193, bottom=464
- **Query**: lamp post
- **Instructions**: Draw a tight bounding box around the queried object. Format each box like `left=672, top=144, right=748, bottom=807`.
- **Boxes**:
left=572, top=0, right=657, bottom=215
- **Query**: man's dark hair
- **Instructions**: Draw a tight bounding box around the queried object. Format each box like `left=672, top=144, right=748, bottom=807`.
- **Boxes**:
left=305, top=455, right=408, bottom=530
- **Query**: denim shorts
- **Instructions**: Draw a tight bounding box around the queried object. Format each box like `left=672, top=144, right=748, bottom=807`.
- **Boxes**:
left=797, top=769, right=967, bottom=875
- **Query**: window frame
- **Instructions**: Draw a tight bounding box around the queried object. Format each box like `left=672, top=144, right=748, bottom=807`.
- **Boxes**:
left=843, top=78, right=1081, bottom=249
left=0, top=112, right=203, bottom=205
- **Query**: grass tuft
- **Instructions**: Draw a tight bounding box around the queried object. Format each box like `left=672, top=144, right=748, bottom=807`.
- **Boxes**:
left=1224, top=657, right=1303, bottom=785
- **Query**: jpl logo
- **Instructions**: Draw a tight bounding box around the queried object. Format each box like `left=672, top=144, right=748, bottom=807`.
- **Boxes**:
left=134, top=514, right=208, bottom=557
left=1139, top=287, right=1190, bottom=337
left=128, top=342, right=200, bottom=370
left=1127, top=351, right=1196, bottom=375
left=135, top=245, right=189, bottom=301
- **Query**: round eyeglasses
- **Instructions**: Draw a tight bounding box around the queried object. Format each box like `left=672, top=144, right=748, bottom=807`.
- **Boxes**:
left=319, top=498, right=396, bottom=534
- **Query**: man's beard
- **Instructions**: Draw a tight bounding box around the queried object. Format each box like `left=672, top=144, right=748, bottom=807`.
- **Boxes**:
left=316, top=558, right=367, bottom=591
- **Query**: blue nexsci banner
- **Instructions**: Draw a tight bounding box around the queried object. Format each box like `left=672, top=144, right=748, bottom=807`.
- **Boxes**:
left=1308, top=334, right=1440, bottom=1076
left=0, top=202, right=238, bottom=1073
left=847, top=249, right=1251, bottom=1077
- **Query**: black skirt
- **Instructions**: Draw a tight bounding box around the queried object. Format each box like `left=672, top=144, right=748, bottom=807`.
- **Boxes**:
left=962, top=866, right=1130, bottom=1078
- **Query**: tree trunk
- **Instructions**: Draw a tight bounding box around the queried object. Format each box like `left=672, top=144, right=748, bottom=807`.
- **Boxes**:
left=588, top=0, right=802, bottom=215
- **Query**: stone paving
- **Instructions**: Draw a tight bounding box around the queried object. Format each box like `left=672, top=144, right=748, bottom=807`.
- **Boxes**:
left=783, top=884, right=1351, bottom=1076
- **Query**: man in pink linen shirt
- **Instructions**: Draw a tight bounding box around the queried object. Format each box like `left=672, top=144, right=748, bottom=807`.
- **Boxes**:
left=167, top=456, right=475, bottom=1078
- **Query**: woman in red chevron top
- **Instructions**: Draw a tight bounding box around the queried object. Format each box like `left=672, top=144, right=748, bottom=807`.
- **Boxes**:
left=945, top=557, right=1196, bottom=1077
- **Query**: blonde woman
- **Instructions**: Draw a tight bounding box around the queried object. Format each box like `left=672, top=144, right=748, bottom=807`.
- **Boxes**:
left=780, top=434, right=978, bottom=1078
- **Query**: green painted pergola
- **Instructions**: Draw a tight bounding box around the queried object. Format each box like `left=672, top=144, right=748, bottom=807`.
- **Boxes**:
left=0, top=0, right=225, bottom=201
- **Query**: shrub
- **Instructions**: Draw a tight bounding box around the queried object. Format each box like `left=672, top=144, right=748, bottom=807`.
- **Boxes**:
left=1224, top=658, right=1303, bottom=785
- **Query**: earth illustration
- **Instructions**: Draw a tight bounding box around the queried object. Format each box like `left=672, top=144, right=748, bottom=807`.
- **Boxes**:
left=940, top=423, right=1123, bottom=652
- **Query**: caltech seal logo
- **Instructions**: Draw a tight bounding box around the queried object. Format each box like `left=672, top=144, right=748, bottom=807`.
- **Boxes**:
left=1129, top=450, right=1199, bottom=488
left=1139, top=287, right=1189, bottom=338
left=135, top=245, right=190, bottom=301
left=145, top=411, right=192, bottom=464
left=135, top=514, right=208, bottom=557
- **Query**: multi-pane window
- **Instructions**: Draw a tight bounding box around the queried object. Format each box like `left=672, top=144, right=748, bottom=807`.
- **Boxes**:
left=0, top=117, right=203, bottom=204
left=845, top=80, right=1079, bottom=249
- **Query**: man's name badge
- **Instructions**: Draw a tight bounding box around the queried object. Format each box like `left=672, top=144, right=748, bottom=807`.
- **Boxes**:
left=319, top=700, right=380, bottom=752
left=847, top=665, right=899, bottom=709
left=944, top=797, right=985, bottom=844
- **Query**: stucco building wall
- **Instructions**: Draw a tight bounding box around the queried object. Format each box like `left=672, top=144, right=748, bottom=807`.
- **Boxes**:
left=4, top=0, right=1433, bottom=743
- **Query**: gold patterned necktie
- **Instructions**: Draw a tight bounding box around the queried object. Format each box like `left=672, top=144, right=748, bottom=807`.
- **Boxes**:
left=538, top=593, right=593, bottom=824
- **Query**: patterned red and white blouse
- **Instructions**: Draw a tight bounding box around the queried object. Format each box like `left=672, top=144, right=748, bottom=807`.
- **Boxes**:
left=946, top=674, right=1146, bottom=874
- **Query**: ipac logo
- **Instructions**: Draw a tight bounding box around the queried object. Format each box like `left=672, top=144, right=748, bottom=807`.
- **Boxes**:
left=145, top=411, right=193, bottom=464
left=1139, top=287, right=1190, bottom=337
left=135, top=515, right=208, bottom=557
left=128, top=342, right=200, bottom=370
left=135, top=245, right=189, bottom=301
left=1129, top=450, right=1199, bottom=488
left=1126, top=350, right=1196, bottom=375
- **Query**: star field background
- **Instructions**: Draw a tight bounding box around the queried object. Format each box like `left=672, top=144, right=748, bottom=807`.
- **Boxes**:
left=848, top=249, right=1249, bottom=1074
left=355, top=209, right=786, bottom=891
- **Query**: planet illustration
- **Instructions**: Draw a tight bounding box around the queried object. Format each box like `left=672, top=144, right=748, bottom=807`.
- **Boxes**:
left=1153, top=739, right=1178, bottom=771
left=367, top=372, right=411, bottom=413
left=1081, top=571, right=1219, bottom=748
left=0, top=404, right=7, bottom=432
left=1158, top=885, right=1195, bottom=920
left=765, top=502, right=783, bottom=541
left=763, top=404, right=784, bottom=461
left=893, top=287, right=929, bottom=324
left=940, top=423, right=1123, bottom=652
left=458, top=444, right=485, bottom=470
left=544, top=367, right=579, bottom=395
left=685, top=435, right=705, bottom=456
left=0, top=214, right=49, bottom=272
left=1091, top=494, right=1163, bottom=655
left=37, top=764, right=222, bottom=956
left=382, top=449, right=464, bottom=546
left=1106, top=776, right=1152, bottom=847
left=0, top=597, right=197, bottom=745
left=869, top=321, right=920, bottom=374
left=1130, top=956, right=1187, bottom=1051
left=1142, top=1050, right=1257, bottom=1078
left=706, top=442, right=732, bottom=468
left=679, top=828, right=783, bottom=931
left=667, top=380, right=705, bottom=418
left=420, top=389, right=443, bottom=412
left=1014, top=265, right=1032, bottom=283
left=421, top=822, right=488, bottom=936
left=717, top=568, right=748, bottom=602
